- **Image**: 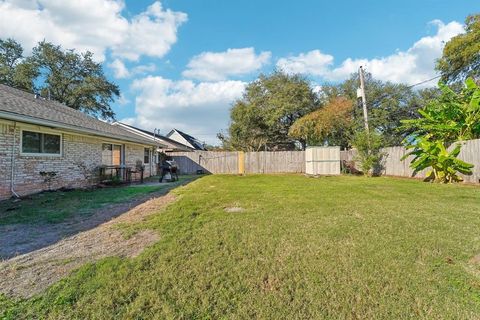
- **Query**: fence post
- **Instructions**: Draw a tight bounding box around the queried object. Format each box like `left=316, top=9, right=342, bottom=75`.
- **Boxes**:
left=238, top=151, right=245, bottom=175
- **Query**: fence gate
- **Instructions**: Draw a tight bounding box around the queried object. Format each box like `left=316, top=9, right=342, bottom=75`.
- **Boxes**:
left=305, top=146, right=340, bottom=175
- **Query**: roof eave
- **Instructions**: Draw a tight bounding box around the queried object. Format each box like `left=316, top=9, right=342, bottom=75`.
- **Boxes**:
left=0, top=110, right=162, bottom=147
left=114, top=122, right=193, bottom=151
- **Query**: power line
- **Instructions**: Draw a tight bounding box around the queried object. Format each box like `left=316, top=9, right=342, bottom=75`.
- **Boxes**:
left=362, top=69, right=443, bottom=110
left=406, top=75, right=442, bottom=89
left=361, top=62, right=470, bottom=109
left=186, top=133, right=220, bottom=136
left=172, top=74, right=447, bottom=139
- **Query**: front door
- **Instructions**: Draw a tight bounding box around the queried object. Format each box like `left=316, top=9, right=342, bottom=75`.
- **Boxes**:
left=112, top=145, right=121, bottom=166
left=102, top=143, right=124, bottom=178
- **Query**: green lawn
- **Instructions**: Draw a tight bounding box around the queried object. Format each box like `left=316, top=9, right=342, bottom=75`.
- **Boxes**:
left=0, top=175, right=194, bottom=225
left=2, top=175, right=480, bottom=319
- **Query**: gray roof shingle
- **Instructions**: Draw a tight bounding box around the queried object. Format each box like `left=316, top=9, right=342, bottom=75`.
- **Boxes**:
left=167, top=128, right=207, bottom=150
left=0, top=84, right=160, bottom=146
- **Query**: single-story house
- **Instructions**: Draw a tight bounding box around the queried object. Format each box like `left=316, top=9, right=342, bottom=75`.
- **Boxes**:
left=113, top=122, right=194, bottom=153
left=0, top=84, right=166, bottom=200
left=166, top=128, right=207, bottom=151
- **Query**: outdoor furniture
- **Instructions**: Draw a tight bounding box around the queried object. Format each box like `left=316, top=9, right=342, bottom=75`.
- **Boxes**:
left=99, top=165, right=128, bottom=182
left=99, top=165, right=145, bottom=184
left=127, top=166, right=144, bottom=184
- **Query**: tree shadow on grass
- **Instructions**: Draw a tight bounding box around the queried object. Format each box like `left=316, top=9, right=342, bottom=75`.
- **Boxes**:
left=0, top=176, right=199, bottom=260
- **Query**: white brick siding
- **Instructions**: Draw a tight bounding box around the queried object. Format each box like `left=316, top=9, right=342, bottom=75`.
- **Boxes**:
left=0, top=122, right=156, bottom=200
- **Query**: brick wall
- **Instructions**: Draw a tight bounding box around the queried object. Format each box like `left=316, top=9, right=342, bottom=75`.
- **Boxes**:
left=0, top=122, right=155, bottom=200
left=124, top=144, right=158, bottom=178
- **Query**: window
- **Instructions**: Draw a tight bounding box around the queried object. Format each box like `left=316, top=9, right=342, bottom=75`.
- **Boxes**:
left=102, top=143, right=122, bottom=165
left=22, top=130, right=61, bottom=155
left=144, top=148, right=150, bottom=164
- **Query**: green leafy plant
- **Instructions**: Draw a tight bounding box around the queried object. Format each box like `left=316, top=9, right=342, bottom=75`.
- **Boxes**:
left=401, top=78, right=480, bottom=183
left=402, top=79, right=480, bottom=142
left=402, top=136, right=473, bottom=183
left=350, top=131, right=386, bottom=176
left=108, top=175, right=123, bottom=186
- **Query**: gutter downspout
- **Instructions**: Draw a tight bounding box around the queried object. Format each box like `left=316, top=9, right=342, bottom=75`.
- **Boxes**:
left=10, top=122, right=20, bottom=198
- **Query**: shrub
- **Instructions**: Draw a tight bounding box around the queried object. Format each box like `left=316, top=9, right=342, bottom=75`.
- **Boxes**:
left=350, top=131, right=385, bottom=176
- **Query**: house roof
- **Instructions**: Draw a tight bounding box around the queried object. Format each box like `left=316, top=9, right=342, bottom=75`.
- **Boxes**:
left=0, top=84, right=160, bottom=146
left=114, top=122, right=194, bottom=151
left=167, top=128, right=207, bottom=150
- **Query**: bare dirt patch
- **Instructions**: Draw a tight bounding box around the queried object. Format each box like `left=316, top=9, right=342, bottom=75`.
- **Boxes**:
left=224, top=206, right=244, bottom=213
left=469, top=254, right=480, bottom=265
left=261, top=274, right=280, bottom=292
left=0, top=193, right=176, bottom=298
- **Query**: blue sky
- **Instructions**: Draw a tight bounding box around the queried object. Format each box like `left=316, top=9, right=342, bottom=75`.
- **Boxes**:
left=0, top=0, right=477, bottom=143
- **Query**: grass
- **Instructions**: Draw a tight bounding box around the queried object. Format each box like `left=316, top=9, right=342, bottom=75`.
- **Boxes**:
left=2, top=174, right=480, bottom=319
left=0, top=175, right=195, bottom=225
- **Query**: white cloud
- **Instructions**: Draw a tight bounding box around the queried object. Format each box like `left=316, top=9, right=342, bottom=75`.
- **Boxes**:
left=109, top=59, right=130, bottom=78
left=183, top=47, right=271, bottom=81
left=132, top=63, right=156, bottom=75
left=0, top=0, right=186, bottom=62
left=277, top=20, right=465, bottom=85
left=111, top=2, right=187, bottom=61
left=277, top=50, right=333, bottom=75
left=108, top=60, right=157, bottom=79
left=127, top=76, right=246, bottom=143
left=117, top=93, right=130, bottom=106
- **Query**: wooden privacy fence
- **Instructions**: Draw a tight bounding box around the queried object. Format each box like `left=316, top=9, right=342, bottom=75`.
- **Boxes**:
left=169, top=151, right=238, bottom=174
left=244, top=151, right=304, bottom=173
left=340, top=138, right=480, bottom=183
left=168, top=151, right=305, bottom=174
left=169, top=138, right=480, bottom=183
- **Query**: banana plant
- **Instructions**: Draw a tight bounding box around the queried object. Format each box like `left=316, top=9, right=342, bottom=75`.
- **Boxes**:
left=401, top=78, right=479, bottom=183
left=402, top=136, right=473, bottom=183
left=401, top=78, right=480, bottom=142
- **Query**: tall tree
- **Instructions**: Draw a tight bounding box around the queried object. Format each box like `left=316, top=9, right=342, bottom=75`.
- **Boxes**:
left=225, top=71, right=319, bottom=151
left=321, top=73, right=439, bottom=147
left=289, top=97, right=354, bottom=148
left=0, top=38, right=37, bottom=91
left=436, top=14, right=480, bottom=83
left=30, top=41, right=119, bottom=120
left=0, top=39, right=119, bottom=120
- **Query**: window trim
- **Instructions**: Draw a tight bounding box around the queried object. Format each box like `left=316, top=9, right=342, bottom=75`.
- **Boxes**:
left=144, top=147, right=151, bottom=164
left=20, top=129, right=63, bottom=157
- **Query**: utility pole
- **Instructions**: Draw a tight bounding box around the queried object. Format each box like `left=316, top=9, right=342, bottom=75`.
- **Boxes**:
left=358, top=66, right=369, bottom=132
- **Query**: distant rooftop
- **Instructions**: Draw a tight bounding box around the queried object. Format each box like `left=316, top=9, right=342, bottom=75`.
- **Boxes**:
left=116, top=122, right=194, bottom=151
left=167, top=128, right=207, bottom=150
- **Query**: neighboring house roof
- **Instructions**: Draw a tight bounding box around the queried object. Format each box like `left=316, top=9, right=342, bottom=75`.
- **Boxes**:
left=0, top=84, right=162, bottom=146
left=113, top=122, right=194, bottom=152
left=167, top=128, right=207, bottom=150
